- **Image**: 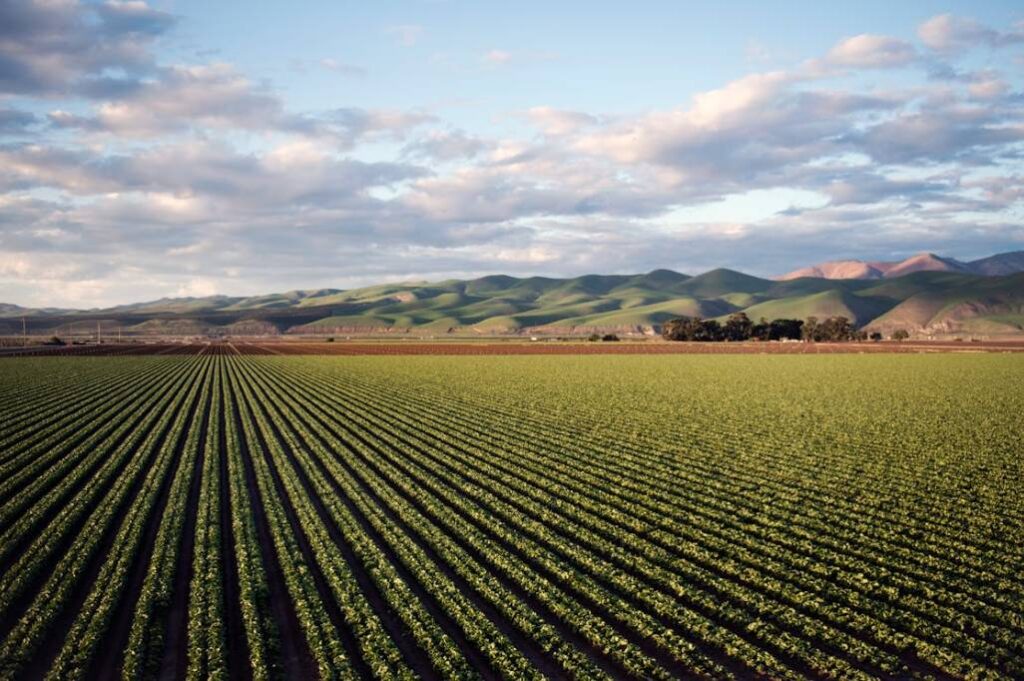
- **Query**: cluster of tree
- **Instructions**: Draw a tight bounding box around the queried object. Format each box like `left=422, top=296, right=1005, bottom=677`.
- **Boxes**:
left=663, top=313, right=873, bottom=342
left=801, top=316, right=862, bottom=342
left=587, top=333, right=620, bottom=342
left=662, top=314, right=805, bottom=342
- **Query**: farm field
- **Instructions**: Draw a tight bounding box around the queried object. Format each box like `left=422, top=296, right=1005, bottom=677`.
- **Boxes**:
left=0, top=353, right=1022, bottom=680
left=2, top=338, right=1024, bottom=358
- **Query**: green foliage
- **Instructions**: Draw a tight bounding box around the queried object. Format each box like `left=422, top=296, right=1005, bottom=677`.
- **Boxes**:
left=0, top=353, right=1021, bottom=680
left=661, top=316, right=723, bottom=341
left=665, top=314, right=807, bottom=342
left=801, top=315, right=858, bottom=342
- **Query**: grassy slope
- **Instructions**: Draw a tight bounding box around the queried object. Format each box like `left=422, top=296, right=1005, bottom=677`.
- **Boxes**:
left=867, top=273, right=1024, bottom=331
left=737, top=290, right=895, bottom=326
left=7, top=269, right=1023, bottom=336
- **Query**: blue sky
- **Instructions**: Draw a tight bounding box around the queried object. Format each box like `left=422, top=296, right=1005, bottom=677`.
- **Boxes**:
left=1, top=1, right=1023, bottom=306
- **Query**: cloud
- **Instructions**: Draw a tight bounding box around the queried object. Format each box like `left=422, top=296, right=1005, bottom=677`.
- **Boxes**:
left=0, top=0, right=175, bottom=96
left=174, top=277, right=219, bottom=297
left=826, top=34, right=917, bottom=68
left=853, top=106, right=1024, bottom=164
left=918, top=14, right=1024, bottom=53
left=820, top=172, right=951, bottom=206
left=0, top=108, right=37, bottom=133
left=385, top=24, right=424, bottom=47
left=481, top=49, right=558, bottom=67
left=46, top=65, right=432, bottom=145
left=482, top=50, right=513, bottom=65
left=320, top=108, right=436, bottom=147
left=524, top=107, right=598, bottom=136
left=54, top=63, right=286, bottom=135
left=0, top=140, right=427, bottom=202
left=966, top=76, right=1009, bottom=100
left=319, top=58, right=366, bottom=77
left=401, top=129, right=488, bottom=161
left=573, top=70, right=901, bottom=199
left=95, top=1, right=176, bottom=36
left=2, top=9, right=1024, bottom=307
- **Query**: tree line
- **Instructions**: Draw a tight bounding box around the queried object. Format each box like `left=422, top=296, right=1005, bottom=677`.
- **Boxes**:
left=661, top=313, right=904, bottom=342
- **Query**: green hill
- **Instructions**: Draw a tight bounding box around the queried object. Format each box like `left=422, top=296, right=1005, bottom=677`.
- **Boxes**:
left=5, top=268, right=1023, bottom=338
left=737, top=290, right=894, bottom=326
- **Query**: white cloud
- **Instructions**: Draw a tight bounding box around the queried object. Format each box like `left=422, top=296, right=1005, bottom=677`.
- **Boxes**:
left=827, top=34, right=917, bottom=68
left=524, top=107, right=598, bottom=136
left=2, top=3, right=1023, bottom=307
left=0, top=0, right=174, bottom=96
left=89, top=63, right=284, bottom=134
left=402, top=129, right=488, bottom=161
left=918, top=14, right=1024, bottom=53
left=175, top=277, right=219, bottom=297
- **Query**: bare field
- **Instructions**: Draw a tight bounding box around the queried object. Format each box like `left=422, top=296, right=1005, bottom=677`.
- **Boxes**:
left=3, top=339, right=1023, bottom=358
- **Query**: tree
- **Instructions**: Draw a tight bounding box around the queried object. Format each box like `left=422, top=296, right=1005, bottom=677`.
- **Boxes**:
left=818, top=316, right=856, bottom=341
left=601, top=333, right=620, bottom=342
left=869, top=332, right=883, bottom=342
left=751, top=317, right=771, bottom=341
left=723, top=312, right=754, bottom=341
left=892, top=329, right=910, bottom=341
left=800, top=316, right=858, bottom=342
left=802, top=317, right=819, bottom=342
left=696, top=319, right=723, bottom=341
left=661, top=316, right=722, bottom=342
left=770, top=319, right=804, bottom=341
left=666, top=316, right=804, bottom=342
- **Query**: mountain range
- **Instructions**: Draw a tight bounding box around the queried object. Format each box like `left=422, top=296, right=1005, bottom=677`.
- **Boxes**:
left=778, top=250, right=1024, bottom=280
left=2, top=250, right=1023, bottom=338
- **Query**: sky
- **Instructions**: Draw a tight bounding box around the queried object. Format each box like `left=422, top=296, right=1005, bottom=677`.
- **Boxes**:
left=1, top=1, right=1023, bottom=308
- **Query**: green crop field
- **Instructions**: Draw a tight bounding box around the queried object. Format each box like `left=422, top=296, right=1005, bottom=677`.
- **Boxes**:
left=0, top=353, right=1022, bottom=680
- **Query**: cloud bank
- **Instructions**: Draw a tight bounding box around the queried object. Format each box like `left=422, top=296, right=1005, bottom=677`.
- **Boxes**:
left=1, top=2, right=1023, bottom=306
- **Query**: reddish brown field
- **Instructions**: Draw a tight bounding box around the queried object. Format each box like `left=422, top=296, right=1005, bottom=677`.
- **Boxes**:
left=6, top=339, right=1020, bottom=357
left=235, top=340, right=1024, bottom=355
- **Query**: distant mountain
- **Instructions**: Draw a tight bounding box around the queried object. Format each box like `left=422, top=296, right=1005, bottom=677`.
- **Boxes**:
left=0, top=302, right=76, bottom=317
left=968, top=251, right=1024, bottom=276
left=779, top=250, right=1024, bottom=281
left=780, top=260, right=891, bottom=280
left=3, top=260, right=1023, bottom=338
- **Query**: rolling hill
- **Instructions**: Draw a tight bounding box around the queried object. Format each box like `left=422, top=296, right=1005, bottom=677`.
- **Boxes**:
left=3, top=251, right=1023, bottom=338
left=779, top=250, right=1024, bottom=281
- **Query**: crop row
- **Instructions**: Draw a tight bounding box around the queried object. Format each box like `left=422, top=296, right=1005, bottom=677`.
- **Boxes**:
left=0, top=353, right=1020, bottom=680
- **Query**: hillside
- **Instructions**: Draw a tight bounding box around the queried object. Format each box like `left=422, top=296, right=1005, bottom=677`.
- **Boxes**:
left=779, top=250, right=1024, bottom=281
left=865, top=273, right=1024, bottom=336
left=3, top=258, right=1023, bottom=338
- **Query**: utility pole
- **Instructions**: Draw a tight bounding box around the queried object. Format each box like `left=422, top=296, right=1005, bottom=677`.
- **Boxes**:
left=97, top=321, right=101, bottom=344
left=22, top=317, right=27, bottom=347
